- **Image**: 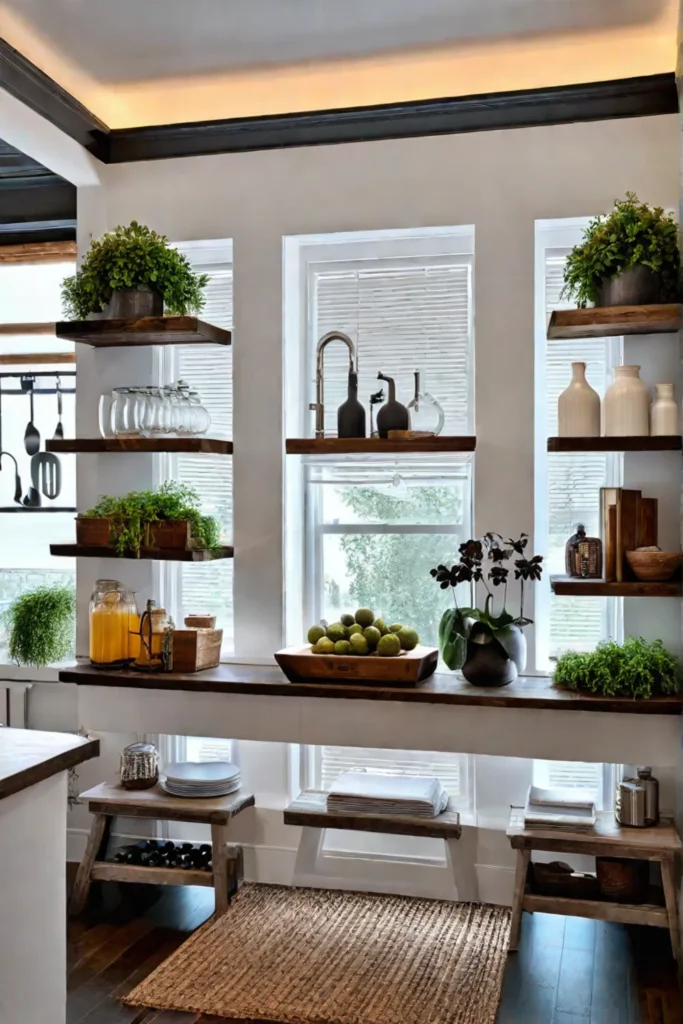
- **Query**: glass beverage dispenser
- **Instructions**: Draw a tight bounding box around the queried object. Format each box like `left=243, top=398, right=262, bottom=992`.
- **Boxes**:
left=89, top=579, right=140, bottom=668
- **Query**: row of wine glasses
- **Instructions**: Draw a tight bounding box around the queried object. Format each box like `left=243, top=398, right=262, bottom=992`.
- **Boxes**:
left=98, top=382, right=211, bottom=438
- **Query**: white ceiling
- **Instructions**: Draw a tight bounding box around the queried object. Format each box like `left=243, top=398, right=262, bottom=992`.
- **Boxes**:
left=2, top=0, right=669, bottom=83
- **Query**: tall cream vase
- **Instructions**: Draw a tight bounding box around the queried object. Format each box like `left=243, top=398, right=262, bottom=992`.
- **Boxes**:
left=557, top=362, right=600, bottom=437
left=603, top=365, right=651, bottom=436
left=650, top=383, right=679, bottom=436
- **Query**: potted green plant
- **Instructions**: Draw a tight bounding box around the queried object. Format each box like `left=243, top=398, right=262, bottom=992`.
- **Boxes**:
left=562, top=193, right=680, bottom=308
left=61, top=221, right=209, bottom=320
left=77, top=481, right=221, bottom=558
left=430, top=533, right=543, bottom=686
left=3, top=585, right=75, bottom=666
left=553, top=637, right=680, bottom=698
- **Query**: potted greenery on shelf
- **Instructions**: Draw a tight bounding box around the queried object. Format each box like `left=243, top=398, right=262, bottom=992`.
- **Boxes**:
left=430, top=533, right=543, bottom=687
left=553, top=637, right=680, bottom=699
left=61, top=221, right=209, bottom=319
left=78, top=481, right=221, bottom=558
left=561, top=193, right=680, bottom=308
left=4, top=585, right=75, bottom=666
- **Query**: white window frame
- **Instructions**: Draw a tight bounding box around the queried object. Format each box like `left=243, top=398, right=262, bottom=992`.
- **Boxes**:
left=533, top=220, right=624, bottom=672
left=156, top=239, right=234, bottom=650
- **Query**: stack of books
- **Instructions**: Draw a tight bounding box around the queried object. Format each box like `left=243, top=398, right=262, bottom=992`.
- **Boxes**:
left=327, top=773, right=448, bottom=818
left=523, top=785, right=597, bottom=832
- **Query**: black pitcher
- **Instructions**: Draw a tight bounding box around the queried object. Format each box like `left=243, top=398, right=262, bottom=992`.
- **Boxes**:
left=376, top=372, right=410, bottom=438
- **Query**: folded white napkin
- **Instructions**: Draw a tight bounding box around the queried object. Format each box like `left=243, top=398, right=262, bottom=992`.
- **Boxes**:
left=327, top=773, right=448, bottom=818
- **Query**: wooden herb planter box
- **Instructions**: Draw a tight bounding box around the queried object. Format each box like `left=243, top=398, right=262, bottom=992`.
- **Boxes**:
left=76, top=518, right=193, bottom=551
left=275, top=645, right=438, bottom=686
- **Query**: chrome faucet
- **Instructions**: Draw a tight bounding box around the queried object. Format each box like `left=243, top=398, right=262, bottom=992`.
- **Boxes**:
left=310, top=331, right=358, bottom=439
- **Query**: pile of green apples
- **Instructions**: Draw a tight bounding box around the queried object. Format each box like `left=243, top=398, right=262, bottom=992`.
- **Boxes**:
left=307, top=609, right=419, bottom=657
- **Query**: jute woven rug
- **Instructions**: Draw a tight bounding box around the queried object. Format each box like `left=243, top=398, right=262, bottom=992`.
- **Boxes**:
left=125, top=883, right=510, bottom=1024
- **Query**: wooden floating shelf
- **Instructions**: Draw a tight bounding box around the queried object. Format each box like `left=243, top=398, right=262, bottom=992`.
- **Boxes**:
left=55, top=316, right=231, bottom=347
left=522, top=893, right=668, bottom=928
left=286, top=436, right=476, bottom=455
left=46, top=437, right=233, bottom=455
left=547, top=304, right=681, bottom=340
left=551, top=576, right=681, bottom=597
left=548, top=436, right=682, bottom=452
left=50, top=544, right=233, bottom=561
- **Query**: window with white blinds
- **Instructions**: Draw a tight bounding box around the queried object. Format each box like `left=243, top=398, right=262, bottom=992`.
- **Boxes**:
left=316, top=747, right=469, bottom=805
left=313, top=259, right=472, bottom=436
left=543, top=250, right=621, bottom=659
left=533, top=759, right=615, bottom=811
left=170, top=250, right=233, bottom=650
left=301, top=231, right=474, bottom=809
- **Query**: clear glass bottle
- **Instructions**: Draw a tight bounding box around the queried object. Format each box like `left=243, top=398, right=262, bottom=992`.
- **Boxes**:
left=406, top=371, right=445, bottom=435
left=89, top=579, right=140, bottom=668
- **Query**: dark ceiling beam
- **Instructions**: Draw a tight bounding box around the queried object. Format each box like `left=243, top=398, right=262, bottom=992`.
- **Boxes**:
left=0, top=38, right=109, bottom=159
left=0, top=35, right=677, bottom=164
left=107, top=73, right=678, bottom=162
left=0, top=175, right=76, bottom=245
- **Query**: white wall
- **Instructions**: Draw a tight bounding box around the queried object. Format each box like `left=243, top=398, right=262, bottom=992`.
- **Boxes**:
left=26, top=112, right=680, bottom=903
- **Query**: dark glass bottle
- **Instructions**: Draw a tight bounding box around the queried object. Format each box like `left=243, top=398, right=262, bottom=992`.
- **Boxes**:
left=376, top=372, right=410, bottom=438
left=337, top=371, right=366, bottom=439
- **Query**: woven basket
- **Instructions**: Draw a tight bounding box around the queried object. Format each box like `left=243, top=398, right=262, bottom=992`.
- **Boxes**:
left=596, top=857, right=648, bottom=903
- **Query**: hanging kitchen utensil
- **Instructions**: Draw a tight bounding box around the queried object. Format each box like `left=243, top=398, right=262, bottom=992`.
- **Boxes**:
left=53, top=376, right=64, bottom=440
left=23, top=383, right=40, bottom=456
left=0, top=452, right=23, bottom=505
left=31, top=451, right=61, bottom=500
left=23, top=482, right=41, bottom=507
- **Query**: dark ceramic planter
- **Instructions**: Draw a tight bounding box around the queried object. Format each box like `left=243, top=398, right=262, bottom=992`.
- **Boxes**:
left=461, top=633, right=518, bottom=688
left=109, top=288, right=163, bottom=318
left=596, top=266, right=664, bottom=307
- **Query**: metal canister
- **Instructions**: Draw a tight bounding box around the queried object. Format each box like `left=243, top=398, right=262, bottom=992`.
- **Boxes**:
left=120, top=741, right=159, bottom=790
left=637, top=767, right=659, bottom=826
left=615, top=779, right=646, bottom=827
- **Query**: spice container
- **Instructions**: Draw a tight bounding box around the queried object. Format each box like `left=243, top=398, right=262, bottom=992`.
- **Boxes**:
left=89, top=579, right=140, bottom=668
left=132, top=600, right=174, bottom=671
left=637, top=767, right=659, bottom=826
left=120, top=742, right=159, bottom=790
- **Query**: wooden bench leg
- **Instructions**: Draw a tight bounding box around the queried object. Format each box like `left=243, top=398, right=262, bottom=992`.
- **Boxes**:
left=293, top=827, right=325, bottom=885
left=68, top=813, right=111, bottom=917
left=508, top=849, right=530, bottom=953
left=211, top=821, right=229, bottom=916
left=445, top=834, right=479, bottom=902
left=661, top=857, right=680, bottom=965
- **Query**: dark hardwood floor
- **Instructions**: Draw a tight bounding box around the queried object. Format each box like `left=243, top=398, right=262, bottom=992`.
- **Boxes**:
left=67, top=880, right=682, bottom=1024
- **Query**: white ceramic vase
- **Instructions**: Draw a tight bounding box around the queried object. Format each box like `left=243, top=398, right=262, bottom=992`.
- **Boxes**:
left=650, top=383, right=679, bottom=436
left=603, top=365, right=651, bottom=436
left=557, top=362, right=600, bottom=437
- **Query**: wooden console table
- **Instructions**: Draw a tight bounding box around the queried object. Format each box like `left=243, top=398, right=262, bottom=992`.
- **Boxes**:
left=506, top=808, right=682, bottom=960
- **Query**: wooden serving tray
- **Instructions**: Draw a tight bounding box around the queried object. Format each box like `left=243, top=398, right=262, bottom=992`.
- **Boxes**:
left=274, top=644, right=438, bottom=686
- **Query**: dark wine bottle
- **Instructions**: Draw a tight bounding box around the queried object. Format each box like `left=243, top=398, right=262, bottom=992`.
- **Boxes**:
left=337, top=371, right=366, bottom=439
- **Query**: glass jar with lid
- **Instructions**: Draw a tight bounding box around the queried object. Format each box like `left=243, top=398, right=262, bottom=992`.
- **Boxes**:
left=89, top=579, right=140, bottom=668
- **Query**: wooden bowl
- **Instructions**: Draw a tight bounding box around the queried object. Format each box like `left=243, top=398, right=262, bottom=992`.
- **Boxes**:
left=275, top=645, right=438, bottom=686
left=626, top=550, right=683, bottom=581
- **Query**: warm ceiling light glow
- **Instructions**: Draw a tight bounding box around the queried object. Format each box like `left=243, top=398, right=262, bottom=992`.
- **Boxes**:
left=0, top=1, right=677, bottom=130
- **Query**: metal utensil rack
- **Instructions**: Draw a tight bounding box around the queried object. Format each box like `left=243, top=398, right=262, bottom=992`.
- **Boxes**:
left=0, top=371, right=76, bottom=513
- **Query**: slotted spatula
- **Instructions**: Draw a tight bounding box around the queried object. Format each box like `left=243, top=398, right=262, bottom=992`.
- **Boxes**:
left=31, top=452, right=61, bottom=500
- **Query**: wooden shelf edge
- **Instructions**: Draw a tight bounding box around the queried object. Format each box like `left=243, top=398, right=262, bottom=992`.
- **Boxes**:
left=90, top=861, right=213, bottom=887
left=286, top=436, right=476, bottom=454
left=550, top=576, right=681, bottom=597
left=548, top=304, right=681, bottom=340
left=46, top=438, right=233, bottom=454
left=50, top=544, right=234, bottom=561
left=548, top=436, right=682, bottom=452
left=522, top=892, right=668, bottom=927
left=55, top=316, right=231, bottom=347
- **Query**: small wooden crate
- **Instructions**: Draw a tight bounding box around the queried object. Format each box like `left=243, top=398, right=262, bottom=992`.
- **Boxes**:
left=76, top=517, right=193, bottom=551
left=173, top=628, right=223, bottom=672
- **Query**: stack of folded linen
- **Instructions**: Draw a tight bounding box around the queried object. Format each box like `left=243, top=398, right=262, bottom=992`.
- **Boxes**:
left=327, top=773, right=449, bottom=818
left=523, top=785, right=597, bottom=832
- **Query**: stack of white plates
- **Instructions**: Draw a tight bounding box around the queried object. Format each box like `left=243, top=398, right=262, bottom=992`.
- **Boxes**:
left=160, top=761, right=241, bottom=798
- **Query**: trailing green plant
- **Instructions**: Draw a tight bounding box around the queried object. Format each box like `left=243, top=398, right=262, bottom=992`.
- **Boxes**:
left=60, top=221, right=209, bottom=318
left=553, top=637, right=680, bottom=699
left=81, top=481, right=221, bottom=557
left=430, top=532, right=543, bottom=670
left=561, top=193, right=680, bottom=307
left=4, top=584, right=75, bottom=666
